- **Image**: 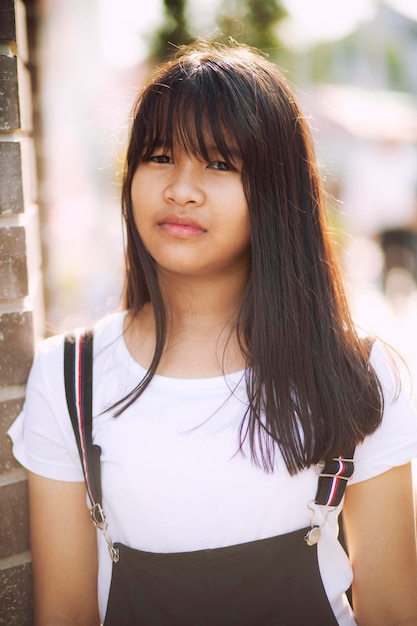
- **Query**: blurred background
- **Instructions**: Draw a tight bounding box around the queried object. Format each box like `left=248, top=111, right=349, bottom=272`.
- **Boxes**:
left=32, top=0, right=417, bottom=396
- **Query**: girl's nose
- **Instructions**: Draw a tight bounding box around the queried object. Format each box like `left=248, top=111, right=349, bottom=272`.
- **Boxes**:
left=163, top=161, right=205, bottom=207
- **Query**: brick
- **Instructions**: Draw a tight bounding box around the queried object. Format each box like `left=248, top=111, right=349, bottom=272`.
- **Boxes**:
left=0, top=225, right=25, bottom=256
left=0, top=0, right=16, bottom=42
left=0, top=397, right=24, bottom=473
left=0, top=560, right=33, bottom=625
left=0, top=142, right=24, bottom=215
left=0, top=225, right=28, bottom=299
left=0, top=251, right=28, bottom=299
left=0, top=55, right=20, bottom=130
left=0, top=479, right=30, bottom=559
left=0, top=311, right=33, bottom=386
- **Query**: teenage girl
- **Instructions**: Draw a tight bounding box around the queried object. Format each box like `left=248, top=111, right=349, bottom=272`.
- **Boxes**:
left=9, top=41, right=417, bottom=626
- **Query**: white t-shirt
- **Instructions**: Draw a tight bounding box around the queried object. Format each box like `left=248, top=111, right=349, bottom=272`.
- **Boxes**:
left=8, top=311, right=417, bottom=625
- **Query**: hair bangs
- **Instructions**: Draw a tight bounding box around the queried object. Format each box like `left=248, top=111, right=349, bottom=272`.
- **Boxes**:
left=136, top=69, right=243, bottom=169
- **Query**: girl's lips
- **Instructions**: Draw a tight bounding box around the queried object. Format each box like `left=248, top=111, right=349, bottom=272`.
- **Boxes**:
left=159, top=222, right=206, bottom=237
left=158, top=215, right=206, bottom=238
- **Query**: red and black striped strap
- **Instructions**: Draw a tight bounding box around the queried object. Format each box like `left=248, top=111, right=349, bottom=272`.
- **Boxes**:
left=64, top=330, right=102, bottom=508
left=64, top=330, right=119, bottom=563
left=314, top=454, right=355, bottom=507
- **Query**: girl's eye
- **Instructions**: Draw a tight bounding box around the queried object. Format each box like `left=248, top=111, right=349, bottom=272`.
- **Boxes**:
left=210, top=161, right=232, bottom=171
left=149, top=154, right=172, bottom=164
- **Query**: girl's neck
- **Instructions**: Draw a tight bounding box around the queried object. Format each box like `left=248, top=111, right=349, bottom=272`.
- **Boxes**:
left=126, top=269, right=248, bottom=378
left=158, top=266, right=248, bottom=331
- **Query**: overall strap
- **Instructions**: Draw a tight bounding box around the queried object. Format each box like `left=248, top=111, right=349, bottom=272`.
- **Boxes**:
left=64, top=330, right=119, bottom=563
left=305, top=450, right=355, bottom=547
left=64, top=330, right=100, bottom=505
left=314, top=453, right=355, bottom=507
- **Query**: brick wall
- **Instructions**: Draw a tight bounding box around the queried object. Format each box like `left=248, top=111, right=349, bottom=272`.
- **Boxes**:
left=0, top=0, right=44, bottom=623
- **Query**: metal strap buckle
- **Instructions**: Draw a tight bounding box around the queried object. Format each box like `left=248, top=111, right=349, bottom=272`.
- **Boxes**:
left=316, top=457, right=354, bottom=475
left=90, top=503, right=120, bottom=563
left=317, top=473, right=352, bottom=480
left=90, top=502, right=106, bottom=527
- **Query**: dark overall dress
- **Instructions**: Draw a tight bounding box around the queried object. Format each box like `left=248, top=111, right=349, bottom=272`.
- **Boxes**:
left=64, top=332, right=354, bottom=626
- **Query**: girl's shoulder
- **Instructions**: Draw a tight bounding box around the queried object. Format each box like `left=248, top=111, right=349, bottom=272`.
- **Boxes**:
left=92, top=309, right=127, bottom=340
left=368, top=338, right=400, bottom=399
left=8, top=310, right=130, bottom=482
left=351, top=338, right=417, bottom=484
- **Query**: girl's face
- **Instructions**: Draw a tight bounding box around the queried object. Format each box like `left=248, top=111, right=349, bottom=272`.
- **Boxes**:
left=131, top=144, right=251, bottom=282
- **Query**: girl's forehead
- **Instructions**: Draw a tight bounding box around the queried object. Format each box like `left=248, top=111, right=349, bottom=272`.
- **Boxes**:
left=143, top=108, right=241, bottom=160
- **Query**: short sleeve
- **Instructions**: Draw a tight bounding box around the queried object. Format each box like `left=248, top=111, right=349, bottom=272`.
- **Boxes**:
left=350, top=341, right=417, bottom=484
left=7, top=335, right=84, bottom=482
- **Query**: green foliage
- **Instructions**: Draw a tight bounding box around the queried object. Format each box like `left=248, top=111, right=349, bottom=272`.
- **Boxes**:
left=149, top=0, right=287, bottom=63
left=385, top=45, right=406, bottom=91
left=216, top=0, right=286, bottom=52
left=149, top=0, right=193, bottom=62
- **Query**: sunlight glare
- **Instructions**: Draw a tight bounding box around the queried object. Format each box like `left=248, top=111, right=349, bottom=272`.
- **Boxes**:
left=386, top=0, right=417, bottom=20
left=280, top=0, right=377, bottom=47
left=98, top=0, right=163, bottom=68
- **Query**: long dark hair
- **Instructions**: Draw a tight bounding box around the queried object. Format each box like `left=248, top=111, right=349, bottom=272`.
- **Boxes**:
left=120, top=41, right=383, bottom=475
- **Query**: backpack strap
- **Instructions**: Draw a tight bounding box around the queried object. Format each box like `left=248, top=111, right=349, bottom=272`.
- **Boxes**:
left=64, top=330, right=119, bottom=563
